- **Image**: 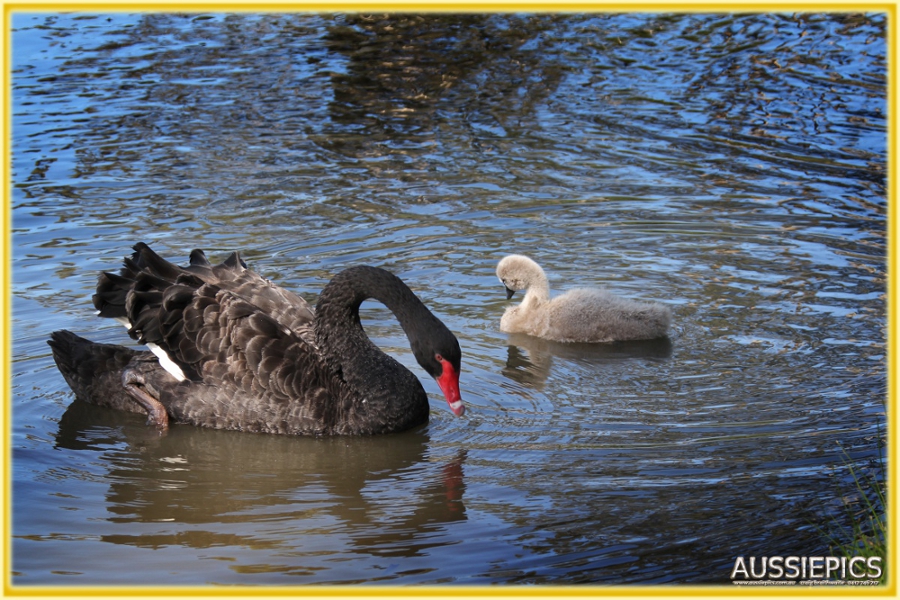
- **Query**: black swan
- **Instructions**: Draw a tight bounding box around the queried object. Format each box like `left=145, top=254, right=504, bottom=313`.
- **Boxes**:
left=48, top=243, right=465, bottom=435
left=496, top=254, right=671, bottom=343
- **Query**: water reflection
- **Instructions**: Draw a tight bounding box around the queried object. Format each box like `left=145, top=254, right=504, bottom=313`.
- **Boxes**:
left=503, top=333, right=673, bottom=389
left=325, top=15, right=565, bottom=142
left=54, top=401, right=468, bottom=557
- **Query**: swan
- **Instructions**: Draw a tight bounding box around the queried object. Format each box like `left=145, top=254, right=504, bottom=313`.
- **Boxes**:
left=48, top=243, right=465, bottom=436
left=496, top=254, right=671, bottom=343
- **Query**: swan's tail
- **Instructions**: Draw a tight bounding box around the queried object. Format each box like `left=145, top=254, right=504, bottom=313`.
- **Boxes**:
left=93, top=242, right=187, bottom=320
left=92, top=242, right=248, bottom=324
left=47, top=330, right=149, bottom=413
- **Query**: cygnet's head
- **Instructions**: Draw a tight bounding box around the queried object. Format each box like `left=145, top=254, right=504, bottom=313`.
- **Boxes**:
left=496, top=254, right=546, bottom=299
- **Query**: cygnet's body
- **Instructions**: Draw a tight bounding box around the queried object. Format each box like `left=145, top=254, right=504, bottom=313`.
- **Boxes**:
left=496, top=255, right=671, bottom=343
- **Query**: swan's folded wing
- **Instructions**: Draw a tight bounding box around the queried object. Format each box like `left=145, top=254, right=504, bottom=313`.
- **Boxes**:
left=98, top=244, right=317, bottom=348
left=205, top=269, right=317, bottom=348
left=129, top=283, right=348, bottom=434
left=145, top=284, right=323, bottom=390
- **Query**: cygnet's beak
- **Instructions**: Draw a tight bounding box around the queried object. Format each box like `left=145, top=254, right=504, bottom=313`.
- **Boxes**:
left=505, top=286, right=516, bottom=300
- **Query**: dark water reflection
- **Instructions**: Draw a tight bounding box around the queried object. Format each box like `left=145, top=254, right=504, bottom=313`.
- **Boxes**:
left=503, top=333, right=674, bottom=390
left=55, top=402, right=467, bottom=571
left=11, top=12, right=887, bottom=586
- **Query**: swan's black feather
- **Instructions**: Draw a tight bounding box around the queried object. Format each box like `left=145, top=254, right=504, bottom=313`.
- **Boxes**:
left=47, top=331, right=166, bottom=414
left=189, top=248, right=210, bottom=267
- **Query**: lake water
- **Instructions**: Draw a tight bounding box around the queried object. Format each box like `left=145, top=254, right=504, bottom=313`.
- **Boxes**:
left=9, top=12, right=888, bottom=586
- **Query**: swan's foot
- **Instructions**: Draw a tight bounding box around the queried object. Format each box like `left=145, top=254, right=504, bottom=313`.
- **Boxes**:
left=122, top=368, right=169, bottom=431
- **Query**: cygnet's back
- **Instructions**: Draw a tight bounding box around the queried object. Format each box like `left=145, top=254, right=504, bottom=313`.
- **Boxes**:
left=496, top=254, right=671, bottom=343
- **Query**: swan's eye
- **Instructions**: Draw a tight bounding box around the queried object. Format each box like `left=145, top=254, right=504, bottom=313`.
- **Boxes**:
left=435, top=353, right=444, bottom=363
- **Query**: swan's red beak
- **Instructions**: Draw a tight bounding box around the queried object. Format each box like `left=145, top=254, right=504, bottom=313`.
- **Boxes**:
left=436, top=359, right=465, bottom=416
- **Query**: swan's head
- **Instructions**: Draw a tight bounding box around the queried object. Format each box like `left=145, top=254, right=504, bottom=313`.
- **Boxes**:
left=411, top=324, right=465, bottom=417
left=496, top=254, right=545, bottom=300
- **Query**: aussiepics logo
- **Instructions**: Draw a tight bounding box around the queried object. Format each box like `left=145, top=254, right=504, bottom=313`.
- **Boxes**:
left=730, top=556, right=883, bottom=586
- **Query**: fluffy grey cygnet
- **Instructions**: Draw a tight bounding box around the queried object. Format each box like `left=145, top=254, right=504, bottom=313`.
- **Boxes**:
left=496, top=254, right=671, bottom=343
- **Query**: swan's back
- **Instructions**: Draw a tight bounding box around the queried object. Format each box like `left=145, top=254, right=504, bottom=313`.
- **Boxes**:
left=546, top=288, right=671, bottom=343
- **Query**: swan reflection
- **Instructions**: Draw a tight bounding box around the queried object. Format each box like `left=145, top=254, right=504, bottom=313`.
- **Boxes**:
left=502, top=332, right=673, bottom=389
left=53, top=400, right=468, bottom=559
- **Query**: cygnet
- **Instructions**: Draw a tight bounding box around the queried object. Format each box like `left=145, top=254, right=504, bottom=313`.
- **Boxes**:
left=496, top=254, right=671, bottom=343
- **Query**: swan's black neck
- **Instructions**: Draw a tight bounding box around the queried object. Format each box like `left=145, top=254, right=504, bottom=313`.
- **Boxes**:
left=314, top=266, right=439, bottom=429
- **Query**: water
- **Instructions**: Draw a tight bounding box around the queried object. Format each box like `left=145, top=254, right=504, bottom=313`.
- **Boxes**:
left=10, top=12, right=887, bottom=586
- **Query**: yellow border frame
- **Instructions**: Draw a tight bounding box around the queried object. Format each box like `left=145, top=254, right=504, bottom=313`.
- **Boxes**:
left=0, top=2, right=897, bottom=10
left=1, top=2, right=896, bottom=598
